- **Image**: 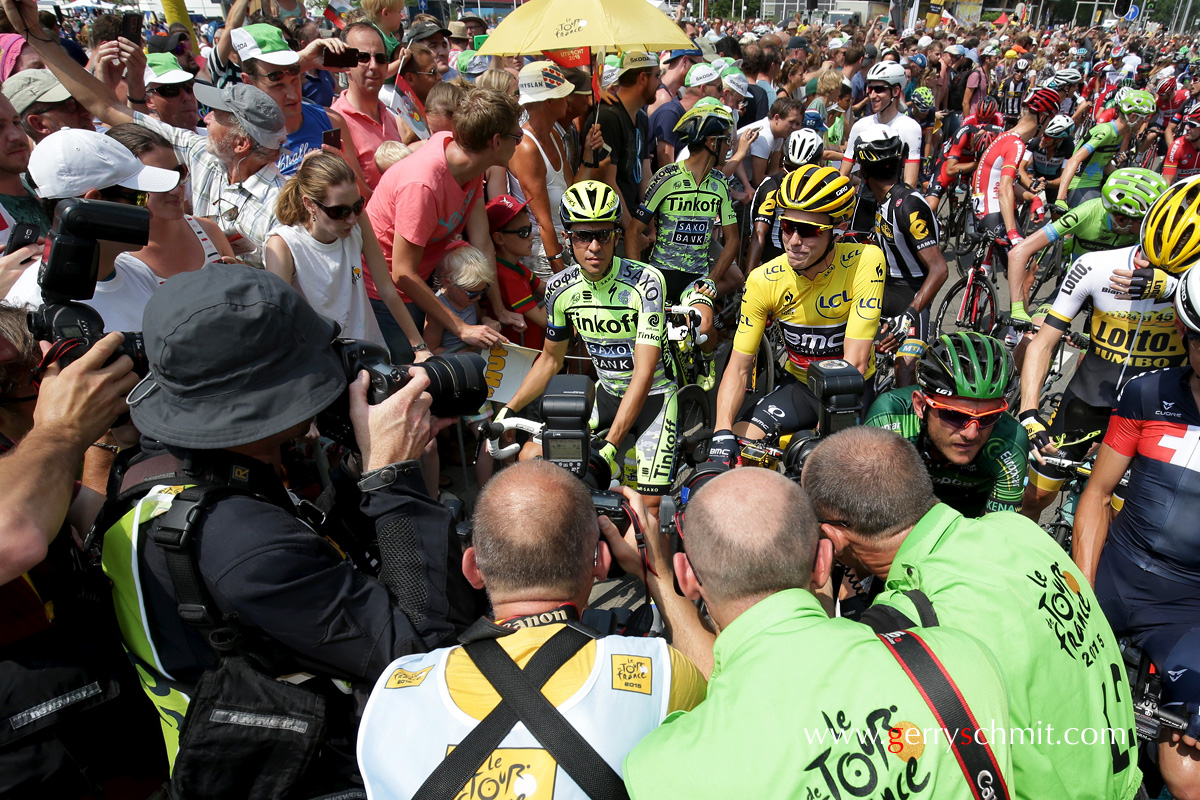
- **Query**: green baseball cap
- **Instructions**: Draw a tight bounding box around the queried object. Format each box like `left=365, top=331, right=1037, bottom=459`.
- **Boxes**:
left=230, top=23, right=298, bottom=67
left=144, top=53, right=193, bottom=86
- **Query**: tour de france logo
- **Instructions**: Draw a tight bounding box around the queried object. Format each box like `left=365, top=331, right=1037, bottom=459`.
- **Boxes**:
left=556, top=18, right=587, bottom=38
left=611, top=655, right=652, bottom=694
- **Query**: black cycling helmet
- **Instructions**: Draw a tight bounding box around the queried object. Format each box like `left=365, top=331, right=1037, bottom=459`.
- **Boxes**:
left=917, top=332, right=1014, bottom=400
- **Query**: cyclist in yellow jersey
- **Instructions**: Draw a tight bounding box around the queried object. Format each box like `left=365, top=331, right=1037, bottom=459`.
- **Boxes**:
left=710, top=165, right=885, bottom=464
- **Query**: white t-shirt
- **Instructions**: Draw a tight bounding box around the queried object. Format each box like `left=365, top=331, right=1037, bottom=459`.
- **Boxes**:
left=5, top=256, right=160, bottom=332
left=267, top=223, right=385, bottom=347
left=842, top=111, right=924, bottom=172
left=738, top=116, right=784, bottom=161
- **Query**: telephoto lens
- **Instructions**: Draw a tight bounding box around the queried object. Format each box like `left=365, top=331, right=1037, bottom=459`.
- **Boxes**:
left=412, top=353, right=488, bottom=417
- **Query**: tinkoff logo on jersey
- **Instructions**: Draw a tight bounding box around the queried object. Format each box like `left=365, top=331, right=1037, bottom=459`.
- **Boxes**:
left=444, top=748, right=557, bottom=799
left=662, top=192, right=725, bottom=216
left=574, top=312, right=637, bottom=336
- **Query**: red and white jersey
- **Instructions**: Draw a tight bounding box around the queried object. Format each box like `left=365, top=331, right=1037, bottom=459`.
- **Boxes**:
left=971, top=130, right=1028, bottom=218
left=1154, top=88, right=1190, bottom=127
left=1165, top=135, right=1200, bottom=182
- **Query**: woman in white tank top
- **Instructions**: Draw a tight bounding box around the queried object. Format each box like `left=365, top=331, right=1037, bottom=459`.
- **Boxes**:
left=264, top=152, right=424, bottom=351
left=105, top=125, right=235, bottom=283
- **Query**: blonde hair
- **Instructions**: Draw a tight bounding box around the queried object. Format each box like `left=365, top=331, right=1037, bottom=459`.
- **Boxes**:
left=436, top=243, right=495, bottom=290
left=454, top=88, right=520, bottom=152
left=475, top=68, right=516, bottom=95
left=816, top=68, right=842, bottom=97
left=360, top=0, right=401, bottom=21
left=374, top=140, right=412, bottom=173
left=275, top=151, right=357, bottom=226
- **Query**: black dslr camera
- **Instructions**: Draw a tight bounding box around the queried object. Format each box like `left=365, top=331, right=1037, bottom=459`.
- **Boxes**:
left=27, top=198, right=151, bottom=372
left=539, top=373, right=630, bottom=531
left=316, top=339, right=489, bottom=452
left=781, top=359, right=865, bottom=478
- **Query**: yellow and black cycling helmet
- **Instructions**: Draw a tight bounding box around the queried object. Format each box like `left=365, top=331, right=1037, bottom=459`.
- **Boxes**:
left=560, top=180, right=622, bottom=229
left=777, top=164, right=855, bottom=220
left=1141, top=175, right=1200, bottom=275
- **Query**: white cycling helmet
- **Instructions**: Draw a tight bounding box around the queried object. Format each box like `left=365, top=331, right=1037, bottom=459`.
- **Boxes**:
left=866, top=61, right=906, bottom=87
left=784, top=128, right=825, bottom=168
left=1175, top=257, right=1200, bottom=335
left=1044, top=114, right=1075, bottom=139
left=1054, top=67, right=1082, bottom=85
left=1015, top=57, right=1031, bottom=72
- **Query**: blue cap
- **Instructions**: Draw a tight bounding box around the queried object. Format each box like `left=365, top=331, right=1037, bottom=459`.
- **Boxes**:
left=909, top=53, right=927, bottom=69
left=665, top=48, right=703, bottom=63
left=803, top=109, right=827, bottom=133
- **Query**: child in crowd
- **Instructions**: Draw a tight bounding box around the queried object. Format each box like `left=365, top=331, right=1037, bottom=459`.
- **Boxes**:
left=425, top=81, right=467, bottom=135
left=422, top=243, right=498, bottom=354
left=485, top=194, right=546, bottom=350
left=374, top=140, right=412, bottom=175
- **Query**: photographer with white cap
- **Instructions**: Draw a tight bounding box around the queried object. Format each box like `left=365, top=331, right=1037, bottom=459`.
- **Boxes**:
left=4, top=128, right=180, bottom=329
left=1, top=0, right=288, bottom=266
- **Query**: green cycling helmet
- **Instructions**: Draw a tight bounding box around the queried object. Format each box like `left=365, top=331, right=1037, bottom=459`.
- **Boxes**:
left=560, top=180, right=622, bottom=229
left=1117, top=88, right=1155, bottom=117
left=1102, top=167, right=1169, bottom=219
left=917, top=332, right=1014, bottom=400
left=910, top=87, right=935, bottom=113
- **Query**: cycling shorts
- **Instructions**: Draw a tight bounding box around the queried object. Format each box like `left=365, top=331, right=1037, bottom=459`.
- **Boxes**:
left=1066, top=184, right=1102, bottom=207
left=883, top=280, right=932, bottom=359
left=977, top=212, right=1015, bottom=272
left=1028, top=383, right=1112, bottom=492
left=593, top=386, right=677, bottom=495
left=927, top=157, right=963, bottom=199
left=743, top=371, right=877, bottom=437
left=1095, top=545, right=1200, bottom=707
left=658, top=267, right=716, bottom=310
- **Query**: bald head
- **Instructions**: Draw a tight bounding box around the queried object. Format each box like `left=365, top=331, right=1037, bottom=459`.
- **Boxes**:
left=684, top=469, right=818, bottom=605
left=472, top=460, right=598, bottom=599
left=803, top=426, right=937, bottom=539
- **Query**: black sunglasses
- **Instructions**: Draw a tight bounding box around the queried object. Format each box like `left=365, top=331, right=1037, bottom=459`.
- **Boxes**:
left=500, top=225, right=532, bottom=238
left=151, top=81, right=195, bottom=98
left=779, top=218, right=834, bottom=239
left=101, top=186, right=149, bottom=207
left=254, top=64, right=302, bottom=83
left=356, top=51, right=389, bottom=65
left=172, top=164, right=189, bottom=182
left=866, top=84, right=893, bottom=94
left=313, top=196, right=365, bottom=220
left=570, top=228, right=617, bottom=244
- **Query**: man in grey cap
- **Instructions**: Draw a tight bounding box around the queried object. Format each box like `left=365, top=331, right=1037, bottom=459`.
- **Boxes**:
left=101, top=263, right=465, bottom=792
left=2, top=68, right=94, bottom=142
left=7, top=1, right=288, bottom=267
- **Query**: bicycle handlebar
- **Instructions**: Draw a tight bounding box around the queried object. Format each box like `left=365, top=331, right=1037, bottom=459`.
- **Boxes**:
left=486, top=415, right=546, bottom=459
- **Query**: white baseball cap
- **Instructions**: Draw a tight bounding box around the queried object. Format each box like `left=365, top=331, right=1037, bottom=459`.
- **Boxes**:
left=720, top=67, right=750, bottom=97
left=828, top=38, right=847, bottom=50
left=918, top=35, right=933, bottom=47
left=30, top=129, right=180, bottom=200
left=615, top=51, right=659, bottom=78
left=684, top=63, right=720, bottom=88
left=144, top=53, right=193, bottom=87
left=517, top=60, right=572, bottom=106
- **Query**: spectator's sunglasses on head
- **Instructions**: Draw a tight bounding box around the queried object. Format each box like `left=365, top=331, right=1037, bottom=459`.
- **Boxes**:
left=151, top=80, right=195, bottom=98
left=312, top=196, right=365, bottom=220
left=253, top=64, right=302, bottom=82
left=921, top=393, right=1008, bottom=429
left=570, top=228, right=618, bottom=244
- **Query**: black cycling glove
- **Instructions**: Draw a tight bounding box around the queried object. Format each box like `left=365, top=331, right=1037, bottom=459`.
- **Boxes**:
left=1019, top=410, right=1052, bottom=453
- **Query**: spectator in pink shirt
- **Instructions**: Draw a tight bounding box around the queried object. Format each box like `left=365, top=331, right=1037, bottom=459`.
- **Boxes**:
left=365, top=87, right=526, bottom=358
left=331, top=22, right=401, bottom=193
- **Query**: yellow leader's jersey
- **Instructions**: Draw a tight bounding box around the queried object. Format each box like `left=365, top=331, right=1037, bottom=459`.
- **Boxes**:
left=734, top=242, right=886, bottom=383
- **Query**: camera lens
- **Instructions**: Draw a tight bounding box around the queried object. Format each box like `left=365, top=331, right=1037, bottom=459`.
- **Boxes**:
left=413, top=353, right=488, bottom=417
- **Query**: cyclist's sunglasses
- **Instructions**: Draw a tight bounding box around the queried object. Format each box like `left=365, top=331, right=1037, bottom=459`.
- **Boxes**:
left=923, top=394, right=1008, bottom=429
left=570, top=228, right=618, bottom=244
left=253, top=64, right=302, bottom=83
left=151, top=80, right=195, bottom=98
left=313, top=197, right=365, bottom=220
left=779, top=218, right=836, bottom=239
left=1185, top=329, right=1200, bottom=346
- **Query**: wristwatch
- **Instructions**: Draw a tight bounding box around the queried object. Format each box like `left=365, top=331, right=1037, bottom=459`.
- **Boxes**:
left=358, top=460, right=422, bottom=492
left=412, top=342, right=429, bottom=352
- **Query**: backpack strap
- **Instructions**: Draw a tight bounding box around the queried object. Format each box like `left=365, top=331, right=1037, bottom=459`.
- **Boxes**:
left=859, top=589, right=938, bottom=634
left=877, top=629, right=1011, bottom=800
left=413, top=626, right=628, bottom=800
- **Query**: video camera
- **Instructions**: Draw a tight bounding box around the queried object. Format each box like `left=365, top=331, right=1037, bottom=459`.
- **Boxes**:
left=538, top=373, right=631, bottom=531
left=27, top=198, right=151, bottom=373
left=316, top=339, right=489, bottom=452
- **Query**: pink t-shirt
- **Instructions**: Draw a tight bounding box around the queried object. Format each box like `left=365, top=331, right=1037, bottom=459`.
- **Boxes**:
left=364, top=131, right=483, bottom=301
left=331, top=90, right=402, bottom=191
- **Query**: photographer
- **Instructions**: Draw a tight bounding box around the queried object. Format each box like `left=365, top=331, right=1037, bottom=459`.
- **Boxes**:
left=803, top=426, right=1142, bottom=800
left=4, top=128, right=180, bottom=328
left=357, top=460, right=706, bottom=799
left=100, top=264, right=466, bottom=795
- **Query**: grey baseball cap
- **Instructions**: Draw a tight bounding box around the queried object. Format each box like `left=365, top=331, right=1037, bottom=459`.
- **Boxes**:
left=194, top=82, right=287, bottom=150
left=128, top=264, right=347, bottom=449
left=2, top=69, right=71, bottom=114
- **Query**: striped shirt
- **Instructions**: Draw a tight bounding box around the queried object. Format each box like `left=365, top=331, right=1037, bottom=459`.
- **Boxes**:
left=134, top=112, right=285, bottom=267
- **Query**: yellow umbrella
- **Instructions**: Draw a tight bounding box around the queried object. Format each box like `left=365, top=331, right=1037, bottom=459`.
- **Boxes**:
left=476, top=0, right=695, bottom=57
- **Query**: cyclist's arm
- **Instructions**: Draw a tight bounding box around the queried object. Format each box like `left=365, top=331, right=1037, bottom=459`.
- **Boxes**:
left=746, top=220, right=770, bottom=273
left=1017, top=158, right=1035, bottom=189
left=1163, top=137, right=1184, bottom=183
left=1056, top=142, right=1094, bottom=204
left=902, top=198, right=947, bottom=314
left=985, top=428, right=1028, bottom=513
left=709, top=221, right=739, bottom=284
left=604, top=342, right=660, bottom=449
left=503, top=339, right=568, bottom=415
left=1165, top=120, right=1178, bottom=150
left=911, top=244, right=948, bottom=315
left=716, top=280, right=769, bottom=429
left=1007, top=225, right=1054, bottom=307
left=715, top=349, right=755, bottom=431
left=946, top=156, right=975, bottom=176
left=1018, top=317, right=1066, bottom=417
left=1074, top=443, right=1131, bottom=586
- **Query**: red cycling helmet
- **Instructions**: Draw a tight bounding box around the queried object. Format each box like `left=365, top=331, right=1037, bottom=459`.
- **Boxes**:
left=970, top=127, right=998, bottom=154
left=975, top=96, right=999, bottom=120
left=1024, top=86, right=1063, bottom=115
left=1156, top=75, right=1178, bottom=97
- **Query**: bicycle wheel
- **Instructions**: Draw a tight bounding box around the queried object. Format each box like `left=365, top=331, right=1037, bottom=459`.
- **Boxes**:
left=949, top=192, right=973, bottom=253
left=1028, top=238, right=1065, bottom=311
left=675, top=383, right=713, bottom=467
left=750, top=326, right=778, bottom=396
left=935, top=273, right=999, bottom=338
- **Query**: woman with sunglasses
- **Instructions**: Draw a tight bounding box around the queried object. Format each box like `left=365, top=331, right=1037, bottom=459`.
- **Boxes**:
left=104, top=124, right=235, bottom=281
left=265, top=151, right=424, bottom=354
left=863, top=331, right=1028, bottom=518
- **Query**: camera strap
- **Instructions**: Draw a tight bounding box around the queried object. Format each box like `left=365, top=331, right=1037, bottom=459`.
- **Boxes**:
left=877, top=629, right=1011, bottom=800
left=413, top=622, right=628, bottom=800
